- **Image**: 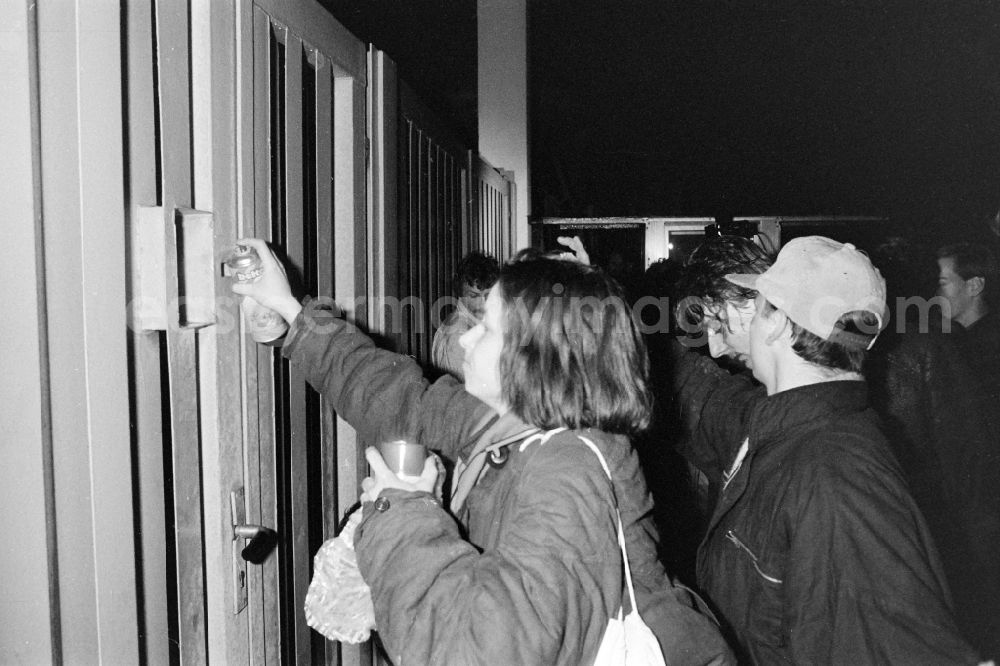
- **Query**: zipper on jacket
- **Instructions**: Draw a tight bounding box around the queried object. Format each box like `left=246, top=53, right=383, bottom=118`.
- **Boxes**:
left=725, top=530, right=783, bottom=584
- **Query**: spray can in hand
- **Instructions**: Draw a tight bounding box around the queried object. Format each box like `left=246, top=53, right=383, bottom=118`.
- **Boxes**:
left=225, top=244, right=289, bottom=344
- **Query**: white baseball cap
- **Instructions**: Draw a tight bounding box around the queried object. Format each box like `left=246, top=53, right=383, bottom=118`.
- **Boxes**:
left=725, top=236, right=887, bottom=349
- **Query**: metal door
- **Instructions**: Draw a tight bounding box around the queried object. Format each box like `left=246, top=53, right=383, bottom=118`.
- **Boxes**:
left=242, top=1, right=369, bottom=663
left=124, top=0, right=369, bottom=663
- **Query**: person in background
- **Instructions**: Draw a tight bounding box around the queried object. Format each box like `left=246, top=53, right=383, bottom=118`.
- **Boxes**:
left=431, top=250, right=499, bottom=379
left=432, top=237, right=588, bottom=380
left=931, top=241, right=1000, bottom=656
left=669, top=236, right=982, bottom=664
left=670, top=236, right=772, bottom=502
left=632, top=256, right=702, bottom=584
left=233, top=239, right=733, bottom=665
left=937, top=242, right=1000, bottom=391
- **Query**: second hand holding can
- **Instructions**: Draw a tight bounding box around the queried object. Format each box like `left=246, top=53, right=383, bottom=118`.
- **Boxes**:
left=377, top=440, right=428, bottom=484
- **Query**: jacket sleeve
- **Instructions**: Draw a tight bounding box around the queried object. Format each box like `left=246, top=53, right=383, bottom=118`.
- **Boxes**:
left=783, top=436, right=979, bottom=665
left=281, top=304, right=493, bottom=460
left=668, top=338, right=763, bottom=480
left=353, top=439, right=620, bottom=665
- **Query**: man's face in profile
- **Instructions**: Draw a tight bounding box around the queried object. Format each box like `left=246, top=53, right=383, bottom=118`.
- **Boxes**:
left=704, top=298, right=756, bottom=370
left=936, top=256, right=973, bottom=323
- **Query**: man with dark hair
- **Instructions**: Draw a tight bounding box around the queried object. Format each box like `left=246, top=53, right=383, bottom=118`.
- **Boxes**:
left=934, top=242, right=1000, bottom=656
left=655, top=237, right=773, bottom=553
left=670, top=237, right=980, bottom=663
left=937, top=242, right=997, bottom=329
left=675, top=236, right=773, bottom=369
left=937, top=242, right=1000, bottom=390
left=431, top=250, right=500, bottom=379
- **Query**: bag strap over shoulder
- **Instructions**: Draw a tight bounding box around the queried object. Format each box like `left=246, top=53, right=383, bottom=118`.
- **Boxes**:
left=577, top=435, right=641, bottom=620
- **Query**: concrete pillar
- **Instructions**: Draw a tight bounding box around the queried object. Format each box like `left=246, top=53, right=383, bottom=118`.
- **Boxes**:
left=478, top=0, right=530, bottom=249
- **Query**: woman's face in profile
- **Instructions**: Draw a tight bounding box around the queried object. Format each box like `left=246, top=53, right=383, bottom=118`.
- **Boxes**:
left=458, top=286, right=507, bottom=414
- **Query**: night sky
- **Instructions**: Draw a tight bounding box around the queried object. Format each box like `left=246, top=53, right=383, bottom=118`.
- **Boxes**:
left=328, top=1, right=1000, bottom=241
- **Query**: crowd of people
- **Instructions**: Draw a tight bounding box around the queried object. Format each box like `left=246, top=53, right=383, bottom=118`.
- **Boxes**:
left=232, top=228, right=999, bottom=665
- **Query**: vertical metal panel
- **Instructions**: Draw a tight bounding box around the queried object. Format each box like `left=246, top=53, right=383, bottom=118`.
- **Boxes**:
left=466, top=151, right=475, bottom=254
left=427, top=142, right=436, bottom=314
left=506, top=179, right=516, bottom=258
left=486, top=184, right=493, bottom=256
left=202, top=0, right=256, bottom=660
left=236, top=0, right=268, bottom=660
left=424, top=135, right=434, bottom=358
left=366, top=51, right=383, bottom=334
left=415, top=133, right=426, bottom=359
left=332, top=72, right=366, bottom=549
left=188, top=14, right=224, bottom=659
left=433, top=144, right=443, bottom=305
left=436, top=145, right=445, bottom=303
left=314, top=50, right=336, bottom=538
left=122, top=0, right=170, bottom=661
left=153, top=0, right=210, bottom=661
left=334, top=72, right=371, bottom=666
left=481, top=182, right=488, bottom=256
left=38, top=1, right=96, bottom=644
left=496, top=188, right=502, bottom=256
left=250, top=8, right=279, bottom=664
left=448, top=155, right=457, bottom=281
left=333, top=68, right=367, bottom=666
left=407, top=122, right=419, bottom=356
left=480, top=182, right=486, bottom=256
left=427, top=144, right=436, bottom=312
left=368, top=49, right=400, bottom=361
left=1, top=1, right=56, bottom=662
left=35, top=0, right=139, bottom=662
left=280, top=32, right=314, bottom=662
left=312, top=54, right=343, bottom=666
left=444, top=154, right=453, bottom=287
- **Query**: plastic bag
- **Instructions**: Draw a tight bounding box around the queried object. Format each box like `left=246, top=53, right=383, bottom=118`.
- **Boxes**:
left=594, top=608, right=667, bottom=666
left=304, top=508, right=376, bottom=643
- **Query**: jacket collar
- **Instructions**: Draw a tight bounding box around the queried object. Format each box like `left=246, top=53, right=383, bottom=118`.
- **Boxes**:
left=449, top=412, right=539, bottom=516
left=747, top=380, right=869, bottom=449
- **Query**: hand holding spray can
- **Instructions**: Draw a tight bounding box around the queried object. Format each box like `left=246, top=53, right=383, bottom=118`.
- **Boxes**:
left=225, top=244, right=289, bottom=344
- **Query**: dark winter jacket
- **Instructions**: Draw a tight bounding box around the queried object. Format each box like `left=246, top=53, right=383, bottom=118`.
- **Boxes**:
left=671, top=342, right=980, bottom=664
left=284, top=307, right=734, bottom=665
left=857, top=325, right=1000, bottom=659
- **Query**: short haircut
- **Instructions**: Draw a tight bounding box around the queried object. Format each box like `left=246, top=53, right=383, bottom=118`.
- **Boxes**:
left=454, top=251, right=500, bottom=293
left=760, top=300, right=876, bottom=374
left=675, top=236, right=774, bottom=330
left=496, top=249, right=652, bottom=435
left=937, top=242, right=998, bottom=299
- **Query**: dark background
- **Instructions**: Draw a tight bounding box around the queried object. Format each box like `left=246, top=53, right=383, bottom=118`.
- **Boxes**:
left=327, top=1, right=1000, bottom=244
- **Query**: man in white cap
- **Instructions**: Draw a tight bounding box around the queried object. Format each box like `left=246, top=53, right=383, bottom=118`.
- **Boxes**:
left=670, top=237, right=982, bottom=664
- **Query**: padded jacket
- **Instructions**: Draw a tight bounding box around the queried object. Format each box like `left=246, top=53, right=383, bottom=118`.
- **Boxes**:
left=283, top=307, right=734, bottom=666
left=670, top=342, right=980, bottom=664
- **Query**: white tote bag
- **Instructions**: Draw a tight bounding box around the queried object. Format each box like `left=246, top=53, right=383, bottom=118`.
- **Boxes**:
left=578, top=436, right=667, bottom=666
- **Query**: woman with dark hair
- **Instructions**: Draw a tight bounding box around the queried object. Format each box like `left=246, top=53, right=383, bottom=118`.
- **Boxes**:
left=486, top=248, right=652, bottom=434
left=232, top=239, right=731, bottom=665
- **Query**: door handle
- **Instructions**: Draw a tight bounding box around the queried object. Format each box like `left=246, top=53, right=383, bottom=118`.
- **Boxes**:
left=234, top=524, right=279, bottom=564
left=229, top=489, right=276, bottom=615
